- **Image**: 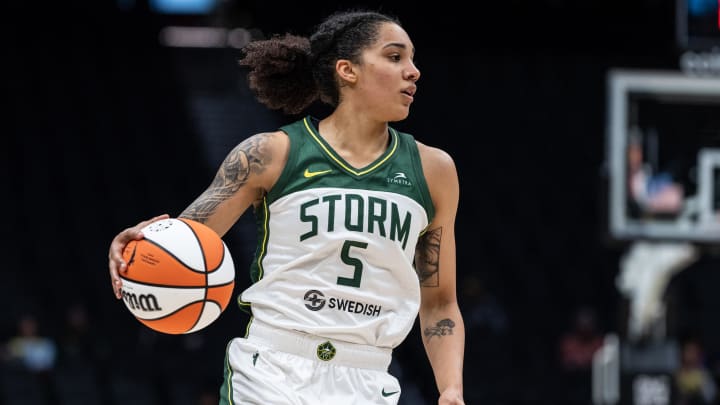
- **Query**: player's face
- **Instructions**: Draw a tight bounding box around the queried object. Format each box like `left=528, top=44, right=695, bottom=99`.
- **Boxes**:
left=353, top=23, right=420, bottom=121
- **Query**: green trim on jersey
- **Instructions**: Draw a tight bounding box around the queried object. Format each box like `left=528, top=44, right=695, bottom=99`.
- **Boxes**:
left=219, top=340, right=235, bottom=405
left=238, top=199, right=270, bottom=313
left=301, top=117, right=399, bottom=177
left=266, top=116, right=434, bottom=215
left=253, top=198, right=270, bottom=282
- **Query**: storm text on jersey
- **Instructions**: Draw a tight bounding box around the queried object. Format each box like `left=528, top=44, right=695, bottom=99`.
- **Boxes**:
left=299, top=193, right=412, bottom=249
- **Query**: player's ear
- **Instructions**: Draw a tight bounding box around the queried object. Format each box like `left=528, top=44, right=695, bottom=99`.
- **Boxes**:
left=336, top=59, right=357, bottom=84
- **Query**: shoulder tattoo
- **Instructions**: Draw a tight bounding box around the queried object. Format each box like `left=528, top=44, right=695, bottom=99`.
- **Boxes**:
left=415, top=227, right=441, bottom=287
left=180, top=133, right=273, bottom=223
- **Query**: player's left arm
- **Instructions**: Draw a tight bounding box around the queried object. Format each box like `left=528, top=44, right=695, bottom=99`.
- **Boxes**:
left=416, top=142, right=465, bottom=405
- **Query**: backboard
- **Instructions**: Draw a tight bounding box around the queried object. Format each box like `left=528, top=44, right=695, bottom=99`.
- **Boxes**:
left=607, top=69, right=720, bottom=242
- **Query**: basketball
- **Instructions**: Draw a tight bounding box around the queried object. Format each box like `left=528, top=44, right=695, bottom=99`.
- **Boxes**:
left=119, top=218, right=235, bottom=334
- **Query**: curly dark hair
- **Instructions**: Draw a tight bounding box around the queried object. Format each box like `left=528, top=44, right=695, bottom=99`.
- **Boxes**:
left=239, top=10, right=400, bottom=115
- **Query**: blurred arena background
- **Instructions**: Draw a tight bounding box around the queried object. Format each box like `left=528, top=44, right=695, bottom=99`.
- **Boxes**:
left=5, top=0, right=720, bottom=404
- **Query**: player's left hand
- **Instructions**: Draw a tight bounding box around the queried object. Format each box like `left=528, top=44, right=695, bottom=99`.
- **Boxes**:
left=438, top=387, right=464, bottom=405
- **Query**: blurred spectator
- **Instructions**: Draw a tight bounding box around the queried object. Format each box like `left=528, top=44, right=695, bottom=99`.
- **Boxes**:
left=627, top=129, right=684, bottom=216
left=675, top=339, right=717, bottom=405
left=462, top=275, right=508, bottom=336
left=559, top=307, right=604, bottom=371
left=4, top=313, right=58, bottom=403
left=58, top=302, right=106, bottom=367
left=558, top=306, right=604, bottom=404
left=6, top=313, right=57, bottom=373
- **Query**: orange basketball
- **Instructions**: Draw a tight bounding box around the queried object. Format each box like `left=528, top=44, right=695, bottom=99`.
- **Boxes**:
left=119, top=218, right=235, bottom=334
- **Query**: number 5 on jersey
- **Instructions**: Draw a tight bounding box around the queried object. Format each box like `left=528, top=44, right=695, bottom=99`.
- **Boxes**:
left=337, top=240, right=367, bottom=288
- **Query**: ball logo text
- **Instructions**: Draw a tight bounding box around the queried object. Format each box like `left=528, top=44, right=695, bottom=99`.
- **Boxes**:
left=122, top=290, right=162, bottom=311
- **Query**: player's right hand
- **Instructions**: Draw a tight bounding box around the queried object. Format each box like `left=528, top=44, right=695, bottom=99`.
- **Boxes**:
left=108, top=214, right=170, bottom=299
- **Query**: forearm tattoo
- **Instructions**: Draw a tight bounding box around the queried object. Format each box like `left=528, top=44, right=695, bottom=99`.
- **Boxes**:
left=180, top=134, right=271, bottom=223
left=415, top=227, right=441, bottom=286
left=424, top=318, right=456, bottom=340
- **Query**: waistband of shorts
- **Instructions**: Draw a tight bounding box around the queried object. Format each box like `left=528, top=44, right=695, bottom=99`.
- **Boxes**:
left=246, top=319, right=392, bottom=371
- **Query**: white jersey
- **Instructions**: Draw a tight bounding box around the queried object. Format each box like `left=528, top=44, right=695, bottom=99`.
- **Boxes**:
left=239, top=116, right=435, bottom=348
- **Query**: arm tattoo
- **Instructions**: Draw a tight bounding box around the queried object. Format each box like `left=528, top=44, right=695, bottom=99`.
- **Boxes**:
left=415, top=227, right=441, bottom=287
left=180, top=134, right=271, bottom=223
left=424, top=318, right=455, bottom=341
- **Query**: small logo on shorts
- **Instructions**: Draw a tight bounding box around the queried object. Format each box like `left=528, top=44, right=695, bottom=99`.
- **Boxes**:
left=381, top=388, right=399, bottom=397
left=316, top=341, right=336, bottom=361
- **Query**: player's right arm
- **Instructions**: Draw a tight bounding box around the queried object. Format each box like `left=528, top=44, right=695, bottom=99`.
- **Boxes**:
left=178, top=131, right=289, bottom=235
left=108, top=131, right=289, bottom=299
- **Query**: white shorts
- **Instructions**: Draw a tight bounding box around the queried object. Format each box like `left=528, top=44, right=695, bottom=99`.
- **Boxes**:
left=219, top=320, right=401, bottom=405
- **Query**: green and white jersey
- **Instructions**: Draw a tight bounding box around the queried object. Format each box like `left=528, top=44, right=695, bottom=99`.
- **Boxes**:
left=239, top=116, right=435, bottom=348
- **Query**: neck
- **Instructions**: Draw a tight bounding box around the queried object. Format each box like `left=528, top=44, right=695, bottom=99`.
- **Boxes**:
left=318, top=110, right=390, bottom=167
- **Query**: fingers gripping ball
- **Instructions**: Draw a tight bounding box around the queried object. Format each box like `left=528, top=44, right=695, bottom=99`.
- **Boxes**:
left=120, top=218, right=235, bottom=334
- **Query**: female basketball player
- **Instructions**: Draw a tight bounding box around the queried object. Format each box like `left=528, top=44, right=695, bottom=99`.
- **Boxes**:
left=108, top=9, right=465, bottom=405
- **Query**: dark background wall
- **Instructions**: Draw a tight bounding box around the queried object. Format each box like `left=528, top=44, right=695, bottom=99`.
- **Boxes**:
left=4, top=0, right=715, bottom=404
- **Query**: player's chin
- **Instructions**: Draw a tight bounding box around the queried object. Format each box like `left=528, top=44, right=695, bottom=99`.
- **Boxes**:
left=386, top=106, right=411, bottom=122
